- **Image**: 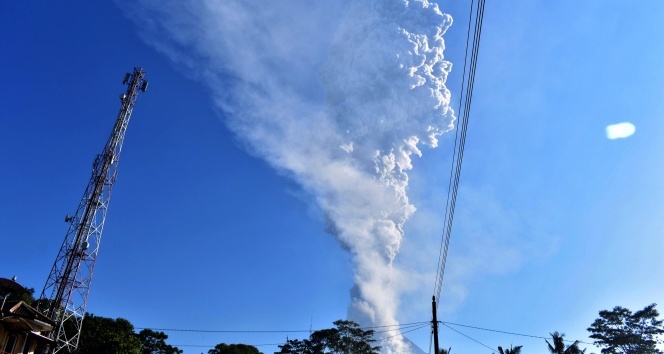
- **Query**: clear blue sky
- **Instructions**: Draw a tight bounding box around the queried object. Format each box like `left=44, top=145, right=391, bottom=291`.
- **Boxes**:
left=1, top=1, right=663, bottom=353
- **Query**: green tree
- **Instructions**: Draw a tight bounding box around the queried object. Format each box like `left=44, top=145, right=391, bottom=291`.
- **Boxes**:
left=78, top=314, right=183, bottom=354
left=0, top=281, right=35, bottom=306
left=138, top=329, right=183, bottom=354
left=208, top=343, right=263, bottom=354
left=276, top=320, right=380, bottom=354
left=327, top=320, right=379, bottom=354
left=546, top=332, right=585, bottom=354
left=588, top=304, right=664, bottom=354
left=78, top=313, right=142, bottom=354
left=277, top=338, right=325, bottom=354
left=498, top=345, right=523, bottom=354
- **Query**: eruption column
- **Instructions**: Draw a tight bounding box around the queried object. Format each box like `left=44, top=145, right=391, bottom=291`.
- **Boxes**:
left=127, top=0, right=454, bottom=352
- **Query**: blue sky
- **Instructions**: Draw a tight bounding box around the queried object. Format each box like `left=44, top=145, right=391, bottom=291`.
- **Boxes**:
left=1, top=1, right=663, bottom=354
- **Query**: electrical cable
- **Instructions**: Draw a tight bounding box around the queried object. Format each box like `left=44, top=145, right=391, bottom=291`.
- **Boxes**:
left=434, top=0, right=487, bottom=304
left=442, top=322, right=495, bottom=353
left=433, top=0, right=475, bottom=299
left=173, top=343, right=284, bottom=348
left=172, top=325, right=431, bottom=350
left=135, top=328, right=310, bottom=334
left=378, top=324, right=431, bottom=341
left=139, top=319, right=592, bottom=344
left=363, top=321, right=431, bottom=329
left=161, top=319, right=596, bottom=351
left=442, top=321, right=594, bottom=345
left=373, top=322, right=433, bottom=334
left=135, top=321, right=430, bottom=334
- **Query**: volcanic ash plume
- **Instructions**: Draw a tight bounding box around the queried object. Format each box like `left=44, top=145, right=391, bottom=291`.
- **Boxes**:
left=319, top=1, right=453, bottom=352
left=128, top=0, right=453, bottom=352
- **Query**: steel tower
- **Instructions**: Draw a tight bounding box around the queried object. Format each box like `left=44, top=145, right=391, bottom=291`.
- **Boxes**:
left=38, top=68, right=148, bottom=353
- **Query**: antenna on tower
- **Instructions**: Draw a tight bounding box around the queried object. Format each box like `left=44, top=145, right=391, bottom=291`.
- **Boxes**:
left=38, top=68, right=148, bottom=354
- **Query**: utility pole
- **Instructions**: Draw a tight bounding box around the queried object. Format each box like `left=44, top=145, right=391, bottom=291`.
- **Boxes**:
left=432, top=296, right=440, bottom=354
left=38, top=68, right=148, bottom=353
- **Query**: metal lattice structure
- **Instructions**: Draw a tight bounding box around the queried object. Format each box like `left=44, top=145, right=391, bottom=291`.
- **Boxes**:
left=38, top=68, right=148, bottom=353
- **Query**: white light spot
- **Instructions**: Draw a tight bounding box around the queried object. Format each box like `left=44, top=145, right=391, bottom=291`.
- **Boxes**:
left=606, top=122, right=636, bottom=140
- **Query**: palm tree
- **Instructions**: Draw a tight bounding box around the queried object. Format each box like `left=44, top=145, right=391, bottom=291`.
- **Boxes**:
left=498, top=345, right=523, bottom=354
left=546, top=332, right=585, bottom=354
left=439, top=347, right=452, bottom=354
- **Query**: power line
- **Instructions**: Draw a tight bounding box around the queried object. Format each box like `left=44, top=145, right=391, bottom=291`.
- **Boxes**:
left=439, top=0, right=486, bottom=301
left=443, top=322, right=496, bottom=353
left=159, top=319, right=596, bottom=351
left=169, top=324, right=431, bottom=350
left=364, top=321, right=431, bottom=329
left=169, top=326, right=431, bottom=351
left=139, top=319, right=593, bottom=346
left=433, top=0, right=474, bottom=303
left=135, top=321, right=430, bottom=334
left=173, top=343, right=284, bottom=348
left=136, top=328, right=310, bottom=334
left=377, top=323, right=431, bottom=341
left=434, top=0, right=487, bottom=303
left=442, top=321, right=594, bottom=345
left=373, top=322, right=433, bottom=334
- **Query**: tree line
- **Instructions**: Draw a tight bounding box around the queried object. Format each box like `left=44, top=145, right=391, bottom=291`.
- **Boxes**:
left=2, top=282, right=662, bottom=353
left=273, top=303, right=664, bottom=354
left=449, top=303, right=664, bottom=354
left=77, top=313, right=183, bottom=354
left=77, top=317, right=379, bottom=354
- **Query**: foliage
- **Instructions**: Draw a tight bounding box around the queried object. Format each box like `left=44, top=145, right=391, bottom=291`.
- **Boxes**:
left=587, top=304, right=664, bottom=354
left=546, top=332, right=585, bottom=354
left=0, top=283, right=35, bottom=306
left=439, top=347, right=452, bottom=354
left=498, top=345, right=523, bottom=354
left=2, top=281, right=180, bottom=354
left=276, top=320, right=380, bottom=354
left=277, top=338, right=324, bottom=354
left=208, top=343, right=263, bottom=354
left=78, top=314, right=183, bottom=354
left=79, top=313, right=142, bottom=354
left=138, top=329, right=183, bottom=354
left=32, top=298, right=56, bottom=313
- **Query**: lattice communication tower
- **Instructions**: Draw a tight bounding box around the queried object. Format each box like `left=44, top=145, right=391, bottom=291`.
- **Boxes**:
left=38, top=68, right=148, bottom=353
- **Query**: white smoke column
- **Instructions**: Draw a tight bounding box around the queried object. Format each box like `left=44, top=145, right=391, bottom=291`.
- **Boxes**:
left=319, top=1, right=453, bottom=352
left=125, top=0, right=453, bottom=352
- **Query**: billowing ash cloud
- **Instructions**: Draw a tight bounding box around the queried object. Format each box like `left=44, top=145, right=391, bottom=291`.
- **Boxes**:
left=125, top=0, right=453, bottom=352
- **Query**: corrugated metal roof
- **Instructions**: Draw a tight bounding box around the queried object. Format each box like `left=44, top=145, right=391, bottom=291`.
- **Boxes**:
left=8, top=301, right=54, bottom=325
